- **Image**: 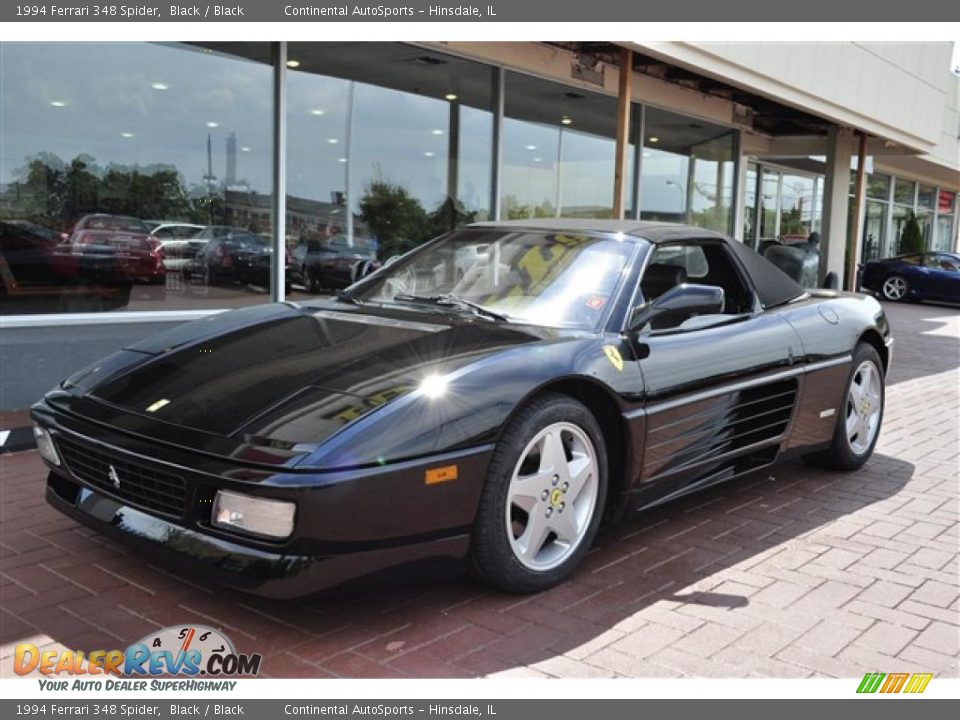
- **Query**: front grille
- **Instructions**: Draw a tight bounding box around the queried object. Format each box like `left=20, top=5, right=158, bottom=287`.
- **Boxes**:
left=56, top=435, right=187, bottom=519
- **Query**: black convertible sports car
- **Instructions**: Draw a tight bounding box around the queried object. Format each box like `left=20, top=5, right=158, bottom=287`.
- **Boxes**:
left=32, top=220, right=893, bottom=597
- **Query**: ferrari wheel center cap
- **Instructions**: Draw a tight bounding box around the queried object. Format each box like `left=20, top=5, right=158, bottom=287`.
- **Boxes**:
left=549, top=488, right=565, bottom=507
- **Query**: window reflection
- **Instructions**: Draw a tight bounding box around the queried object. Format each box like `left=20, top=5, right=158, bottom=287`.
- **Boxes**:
left=501, top=72, right=622, bottom=220
left=284, top=43, right=495, bottom=302
left=0, top=42, right=273, bottom=315
left=639, top=107, right=735, bottom=234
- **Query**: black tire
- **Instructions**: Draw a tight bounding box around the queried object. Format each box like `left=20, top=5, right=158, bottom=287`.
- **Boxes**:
left=881, top=274, right=910, bottom=302
left=470, top=393, right=608, bottom=593
left=307, top=268, right=322, bottom=294
left=805, top=342, right=885, bottom=471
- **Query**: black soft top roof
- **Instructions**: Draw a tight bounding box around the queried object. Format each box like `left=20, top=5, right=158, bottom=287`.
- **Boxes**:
left=472, top=219, right=807, bottom=309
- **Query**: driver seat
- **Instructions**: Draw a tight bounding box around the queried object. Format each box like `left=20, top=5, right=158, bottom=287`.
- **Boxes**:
left=641, top=263, right=688, bottom=301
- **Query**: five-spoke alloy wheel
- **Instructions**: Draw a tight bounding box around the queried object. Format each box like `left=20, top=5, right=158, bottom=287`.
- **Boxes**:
left=806, top=342, right=885, bottom=471
left=881, top=274, right=909, bottom=301
left=471, top=393, right=607, bottom=592
left=505, top=422, right=599, bottom=572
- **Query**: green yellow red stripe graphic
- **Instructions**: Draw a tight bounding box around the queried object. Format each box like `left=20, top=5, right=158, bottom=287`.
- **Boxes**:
left=857, top=672, right=933, bottom=694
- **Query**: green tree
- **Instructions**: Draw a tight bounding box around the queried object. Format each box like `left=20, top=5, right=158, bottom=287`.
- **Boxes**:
left=358, top=177, right=428, bottom=259
left=898, top=211, right=924, bottom=254
left=426, top=196, right=477, bottom=237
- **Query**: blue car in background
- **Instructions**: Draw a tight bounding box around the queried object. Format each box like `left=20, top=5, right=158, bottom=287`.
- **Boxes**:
left=860, top=252, right=960, bottom=304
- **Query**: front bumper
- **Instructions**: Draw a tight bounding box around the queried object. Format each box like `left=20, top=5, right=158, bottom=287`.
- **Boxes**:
left=46, top=473, right=470, bottom=598
left=34, top=403, right=492, bottom=598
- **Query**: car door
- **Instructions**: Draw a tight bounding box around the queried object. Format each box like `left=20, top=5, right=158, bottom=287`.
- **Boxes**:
left=925, top=253, right=960, bottom=300
left=630, top=240, right=804, bottom=502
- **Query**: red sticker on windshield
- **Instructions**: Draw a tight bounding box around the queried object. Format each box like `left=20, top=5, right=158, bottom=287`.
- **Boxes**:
left=586, top=295, right=606, bottom=310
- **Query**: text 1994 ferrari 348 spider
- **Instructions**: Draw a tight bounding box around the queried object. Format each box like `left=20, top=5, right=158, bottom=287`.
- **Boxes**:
left=32, top=220, right=892, bottom=597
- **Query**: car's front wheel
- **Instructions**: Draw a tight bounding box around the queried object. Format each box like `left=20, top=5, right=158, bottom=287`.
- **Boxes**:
left=471, top=394, right=607, bottom=593
left=881, top=274, right=910, bottom=301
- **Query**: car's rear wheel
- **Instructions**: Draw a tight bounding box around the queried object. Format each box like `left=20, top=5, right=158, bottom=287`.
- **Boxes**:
left=806, top=342, right=885, bottom=471
left=471, top=394, right=607, bottom=593
left=881, top=274, right=909, bottom=301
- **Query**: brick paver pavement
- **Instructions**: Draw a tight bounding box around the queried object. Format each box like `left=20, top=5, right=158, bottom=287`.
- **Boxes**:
left=1, top=301, right=957, bottom=678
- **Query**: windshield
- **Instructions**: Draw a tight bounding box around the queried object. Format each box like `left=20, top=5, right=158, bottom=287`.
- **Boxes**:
left=354, top=228, right=635, bottom=329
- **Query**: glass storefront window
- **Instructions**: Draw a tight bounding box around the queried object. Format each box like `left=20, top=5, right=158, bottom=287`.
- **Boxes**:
left=0, top=42, right=274, bottom=315
left=917, top=184, right=936, bottom=210
left=891, top=205, right=913, bottom=254
left=759, top=168, right=779, bottom=239
left=743, top=164, right=758, bottom=245
left=894, top=178, right=916, bottom=205
left=639, top=107, right=735, bottom=234
left=934, top=214, right=955, bottom=252
left=501, top=72, right=621, bottom=220
left=866, top=172, right=891, bottom=201
left=862, top=200, right=887, bottom=262
left=916, top=209, right=933, bottom=248
left=285, top=43, right=495, bottom=292
left=779, top=174, right=817, bottom=239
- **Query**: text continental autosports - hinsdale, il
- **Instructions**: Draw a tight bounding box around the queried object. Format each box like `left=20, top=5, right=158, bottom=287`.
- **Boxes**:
left=284, top=5, right=488, bottom=17
left=284, top=706, right=485, bottom=716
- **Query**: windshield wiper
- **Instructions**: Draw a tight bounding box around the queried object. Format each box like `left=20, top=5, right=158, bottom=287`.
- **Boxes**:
left=393, top=293, right=509, bottom=322
left=334, top=289, right=363, bottom=305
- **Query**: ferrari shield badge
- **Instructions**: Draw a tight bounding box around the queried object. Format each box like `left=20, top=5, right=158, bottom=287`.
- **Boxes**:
left=602, top=345, right=624, bottom=372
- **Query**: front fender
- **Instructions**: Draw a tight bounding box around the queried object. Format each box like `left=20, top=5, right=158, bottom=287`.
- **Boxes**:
left=297, top=334, right=641, bottom=470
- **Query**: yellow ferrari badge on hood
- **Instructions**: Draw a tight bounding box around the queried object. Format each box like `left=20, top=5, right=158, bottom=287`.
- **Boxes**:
left=602, top=345, right=624, bottom=372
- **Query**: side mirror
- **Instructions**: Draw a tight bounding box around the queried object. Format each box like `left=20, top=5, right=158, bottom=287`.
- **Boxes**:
left=629, top=283, right=725, bottom=332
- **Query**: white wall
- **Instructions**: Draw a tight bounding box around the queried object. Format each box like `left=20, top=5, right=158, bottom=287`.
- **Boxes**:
left=633, top=41, right=959, bottom=173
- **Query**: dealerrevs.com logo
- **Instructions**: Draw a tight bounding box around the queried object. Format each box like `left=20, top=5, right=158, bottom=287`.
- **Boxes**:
left=14, top=625, right=262, bottom=689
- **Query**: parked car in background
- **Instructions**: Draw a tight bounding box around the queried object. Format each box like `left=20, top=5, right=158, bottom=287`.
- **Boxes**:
left=150, top=223, right=207, bottom=271
left=860, top=252, right=960, bottom=303
left=454, top=242, right=490, bottom=280
left=292, top=235, right=380, bottom=293
left=183, top=227, right=290, bottom=291
left=70, top=229, right=165, bottom=287
left=0, top=220, right=133, bottom=313
left=33, top=220, right=892, bottom=597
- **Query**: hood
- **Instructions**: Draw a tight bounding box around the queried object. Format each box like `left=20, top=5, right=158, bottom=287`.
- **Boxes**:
left=63, top=302, right=547, bottom=458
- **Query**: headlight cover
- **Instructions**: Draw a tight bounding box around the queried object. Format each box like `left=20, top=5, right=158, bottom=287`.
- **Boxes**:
left=33, top=424, right=60, bottom=466
left=212, top=490, right=295, bottom=540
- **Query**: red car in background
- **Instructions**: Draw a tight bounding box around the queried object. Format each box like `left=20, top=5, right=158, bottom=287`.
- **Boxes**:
left=69, top=215, right=165, bottom=286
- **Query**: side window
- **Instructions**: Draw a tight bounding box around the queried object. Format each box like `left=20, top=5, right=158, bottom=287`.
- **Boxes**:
left=638, top=241, right=754, bottom=330
left=900, top=255, right=921, bottom=265
left=936, top=254, right=959, bottom=272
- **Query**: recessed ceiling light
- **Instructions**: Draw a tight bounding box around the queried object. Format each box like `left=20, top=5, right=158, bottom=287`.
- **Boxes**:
left=642, top=151, right=652, bottom=158
left=648, top=136, right=659, bottom=143
left=206, top=121, right=220, bottom=128
left=444, top=93, right=458, bottom=101
left=561, top=117, right=573, bottom=126
left=328, top=138, right=339, bottom=144
left=49, top=100, right=66, bottom=108
left=151, top=82, right=169, bottom=91
left=286, top=59, right=301, bottom=68
left=338, top=158, right=348, bottom=163
left=424, top=151, right=435, bottom=157
left=310, top=109, right=325, bottom=116
left=120, top=132, right=135, bottom=139
left=240, top=146, right=252, bottom=152
left=533, top=157, right=542, bottom=163
left=431, top=129, right=444, bottom=136
left=526, top=145, right=537, bottom=150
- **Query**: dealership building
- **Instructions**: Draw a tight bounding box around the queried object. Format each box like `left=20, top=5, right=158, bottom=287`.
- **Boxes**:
left=1, top=40, right=958, bottom=411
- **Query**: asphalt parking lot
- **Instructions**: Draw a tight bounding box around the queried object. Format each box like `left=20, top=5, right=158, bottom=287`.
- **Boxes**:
left=1, top=301, right=957, bottom=679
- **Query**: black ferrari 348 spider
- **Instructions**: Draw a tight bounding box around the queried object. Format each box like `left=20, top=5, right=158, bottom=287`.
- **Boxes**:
left=32, top=220, right=892, bottom=597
